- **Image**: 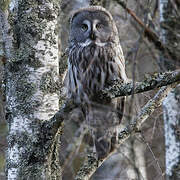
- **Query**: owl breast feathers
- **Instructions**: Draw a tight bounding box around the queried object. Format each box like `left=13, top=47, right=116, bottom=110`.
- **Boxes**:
left=67, top=6, right=127, bottom=102
left=66, top=6, right=128, bottom=159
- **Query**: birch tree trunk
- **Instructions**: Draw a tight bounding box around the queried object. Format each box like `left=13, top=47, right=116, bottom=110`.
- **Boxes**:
left=160, top=1, right=180, bottom=179
left=3, top=0, right=62, bottom=179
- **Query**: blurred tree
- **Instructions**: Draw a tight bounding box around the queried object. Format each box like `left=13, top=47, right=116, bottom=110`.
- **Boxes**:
left=160, top=0, right=180, bottom=179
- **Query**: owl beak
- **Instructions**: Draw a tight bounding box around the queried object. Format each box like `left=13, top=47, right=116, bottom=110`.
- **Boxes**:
left=90, top=32, right=96, bottom=41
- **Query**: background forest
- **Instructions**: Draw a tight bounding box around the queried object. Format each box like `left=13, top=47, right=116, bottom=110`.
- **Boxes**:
left=0, top=0, right=179, bottom=179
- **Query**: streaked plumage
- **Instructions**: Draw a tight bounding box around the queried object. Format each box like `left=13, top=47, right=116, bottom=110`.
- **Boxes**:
left=67, top=6, right=128, bottom=159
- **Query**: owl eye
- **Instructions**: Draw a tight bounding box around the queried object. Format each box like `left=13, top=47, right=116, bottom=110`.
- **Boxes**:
left=81, top=24, right=88, bottom=31
left=96, top=23, right=103, bottom=30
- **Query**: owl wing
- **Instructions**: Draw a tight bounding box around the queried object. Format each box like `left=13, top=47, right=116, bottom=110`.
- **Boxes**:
left=116, top=44, right=128, bottom=122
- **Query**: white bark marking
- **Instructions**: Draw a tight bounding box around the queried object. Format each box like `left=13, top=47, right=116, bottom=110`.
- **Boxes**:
left=9, top=0, right=19, bottom=11
left=10, top=116, right=32, bottom=133
left=32, top=11, right=59, bottom=120
left=8, top=145, right=20, bottom=180
left=8, top=145, right=20, bottom=164
left=8, top=168, right=18, bottom=180
left=34, top=93, right=59, bottom=120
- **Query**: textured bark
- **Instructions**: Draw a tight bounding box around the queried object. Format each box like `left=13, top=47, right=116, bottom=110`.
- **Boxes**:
left=0, top=7, right=9, bottom=180
left=163, top=91, right=180, bottom=180
left=160, top=0, right=180, bottom=179
left=101, top=70, right=180, bottom=98
left=4, top=0, right=62, bottom=179
left=2, top=1, right=179, bottom=179
left=0, top=9, right=7, bottom=124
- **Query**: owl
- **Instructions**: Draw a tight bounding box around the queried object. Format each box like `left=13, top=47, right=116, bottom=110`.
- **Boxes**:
left=66, top=6, right=128, bottom=159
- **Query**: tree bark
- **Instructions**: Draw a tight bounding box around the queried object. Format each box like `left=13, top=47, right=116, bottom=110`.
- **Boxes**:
left=4, top=0, right=62, bottom=179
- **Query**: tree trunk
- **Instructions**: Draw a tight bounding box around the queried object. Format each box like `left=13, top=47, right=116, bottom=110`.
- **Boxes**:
left=4, top=0, right=62, bottom=179
left=159, top=0, right=180, bottom=179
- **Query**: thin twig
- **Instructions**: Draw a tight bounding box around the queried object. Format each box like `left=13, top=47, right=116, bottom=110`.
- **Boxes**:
left=139, top=134, right=165, bottom=179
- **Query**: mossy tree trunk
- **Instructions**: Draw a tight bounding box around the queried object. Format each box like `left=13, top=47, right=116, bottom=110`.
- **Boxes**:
left=4, top=0, right=63, bottom=179
left=160, top=0, right=180, bottom=179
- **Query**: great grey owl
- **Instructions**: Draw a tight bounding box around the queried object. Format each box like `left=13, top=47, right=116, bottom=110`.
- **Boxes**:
left=66, top=6, right=128, bottom=159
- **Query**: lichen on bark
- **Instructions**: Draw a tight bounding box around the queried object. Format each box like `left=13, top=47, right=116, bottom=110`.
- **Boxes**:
left=5, top=0, right=61, bottom=179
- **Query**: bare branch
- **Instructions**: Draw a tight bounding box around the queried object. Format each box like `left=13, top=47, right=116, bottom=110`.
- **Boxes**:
left=114, top=0, right=179, bottom=63
left=75, top=152, right=100, bottom=180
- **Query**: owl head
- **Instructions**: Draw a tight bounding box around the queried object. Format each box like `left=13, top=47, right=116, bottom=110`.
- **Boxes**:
left=69, top=6, right=119, bottom=47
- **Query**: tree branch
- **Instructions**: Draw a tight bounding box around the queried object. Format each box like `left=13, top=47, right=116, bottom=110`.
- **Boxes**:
left=41, top=99, right=78, bottom=139
left=75, top=83, right=178, bottom=180
left=45, top=70, right=180, bottom=142
left=40, top=69, right=179, bottom=179
left=101, top=70, right=180, bottom=98
left=114, top=0, right=179, bottom=63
